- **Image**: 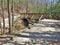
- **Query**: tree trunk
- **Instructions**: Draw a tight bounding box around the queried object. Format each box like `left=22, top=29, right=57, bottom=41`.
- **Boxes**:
left=7, top=0, right=12, bottom=34
left=1, top=0, right=5, bottom=34
left=11, top=0, right=14, bottom=33
left=25, top=0, right=28, bottom=13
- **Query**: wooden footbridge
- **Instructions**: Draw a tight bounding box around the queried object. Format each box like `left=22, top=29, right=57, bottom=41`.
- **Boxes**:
left=0, top=13, right=52, bottom=40
left=0, top=0, right=60, bottom=45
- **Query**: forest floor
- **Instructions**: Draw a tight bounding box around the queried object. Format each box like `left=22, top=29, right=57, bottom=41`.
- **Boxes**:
left=0, top=19, right=60, bottom=45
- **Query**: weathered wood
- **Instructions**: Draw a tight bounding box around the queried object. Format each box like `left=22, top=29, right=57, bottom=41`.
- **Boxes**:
left=39, top=15, right=43, bottom=21
left=20, top=13, right=52, bottom=19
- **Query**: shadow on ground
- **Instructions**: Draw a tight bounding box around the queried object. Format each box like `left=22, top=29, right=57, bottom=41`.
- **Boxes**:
left=13, top=31, right=60, bottom=45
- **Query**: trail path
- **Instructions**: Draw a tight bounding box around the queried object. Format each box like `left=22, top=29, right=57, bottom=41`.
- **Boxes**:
left=0, top=19, right=60, bottom=45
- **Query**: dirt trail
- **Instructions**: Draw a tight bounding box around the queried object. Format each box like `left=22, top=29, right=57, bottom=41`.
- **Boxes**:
left=0, top=19, right=60, bottom=45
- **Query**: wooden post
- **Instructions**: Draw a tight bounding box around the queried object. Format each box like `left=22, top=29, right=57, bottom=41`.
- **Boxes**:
left=1, top=0, right=5, bottom=34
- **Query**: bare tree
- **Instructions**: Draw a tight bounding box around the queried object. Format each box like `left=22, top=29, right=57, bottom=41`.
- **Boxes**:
left=1, top=0, right=5, bottom=34
left=25, top=0, right=28, bottom=13
left=7, top=0, right=12, bottom=34
left=11, top=0, right=14, bottom=33
left=0, top=17, right=2, bottom=34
